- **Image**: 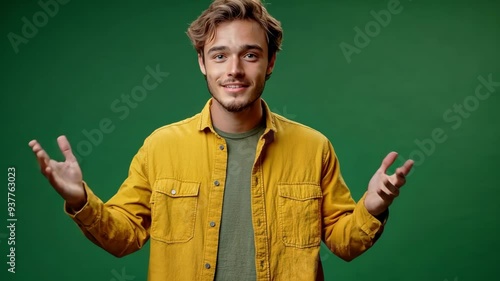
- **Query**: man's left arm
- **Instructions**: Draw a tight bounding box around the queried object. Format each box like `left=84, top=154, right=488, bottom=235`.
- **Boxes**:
left=320, top=140, right=413, bottom=262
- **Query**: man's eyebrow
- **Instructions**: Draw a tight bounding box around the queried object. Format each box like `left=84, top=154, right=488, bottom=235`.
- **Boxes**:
left=206, top=44, right=264, bottom=55
left=241, top=44, right=264, bottom=52
left=207, top=46, right=228, bottom=55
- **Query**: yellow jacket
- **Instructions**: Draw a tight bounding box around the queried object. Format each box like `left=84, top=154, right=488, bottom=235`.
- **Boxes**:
left=66, top=98, right=386, bottom=281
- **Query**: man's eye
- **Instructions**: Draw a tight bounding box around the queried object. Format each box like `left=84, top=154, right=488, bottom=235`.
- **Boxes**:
left=214, top=54, right=225, bottom=60
left=245, top=53, right=256, bottom=59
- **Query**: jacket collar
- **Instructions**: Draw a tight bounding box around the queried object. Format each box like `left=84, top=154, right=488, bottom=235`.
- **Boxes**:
left=198, top=98, right=277, bottom=136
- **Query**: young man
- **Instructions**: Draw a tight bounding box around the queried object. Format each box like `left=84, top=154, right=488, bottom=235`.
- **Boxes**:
left=29, top=0, right=414, bottom=280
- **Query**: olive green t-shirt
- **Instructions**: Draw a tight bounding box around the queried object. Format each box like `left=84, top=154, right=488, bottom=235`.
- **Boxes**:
left=213, top=122, right=266, bottom=281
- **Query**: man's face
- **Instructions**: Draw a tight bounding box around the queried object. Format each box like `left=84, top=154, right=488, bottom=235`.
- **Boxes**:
left=198, top=19, right=275, bottom=113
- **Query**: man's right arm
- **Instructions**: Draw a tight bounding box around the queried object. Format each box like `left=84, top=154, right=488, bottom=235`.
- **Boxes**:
left=29, top=135, right=151, bottom=257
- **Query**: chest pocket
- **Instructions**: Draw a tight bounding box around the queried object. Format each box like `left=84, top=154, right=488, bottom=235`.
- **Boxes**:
left=150, top=178, right=200, bottom=243
left=278, top=183, right=323, bottom=248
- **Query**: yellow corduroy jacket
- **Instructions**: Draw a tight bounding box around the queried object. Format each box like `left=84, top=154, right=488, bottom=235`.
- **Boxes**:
left=65, top=98, right=386, bottom=281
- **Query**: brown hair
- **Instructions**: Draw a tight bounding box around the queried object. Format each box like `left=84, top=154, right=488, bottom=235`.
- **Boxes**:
left=186, top=0, right=283, bottom=62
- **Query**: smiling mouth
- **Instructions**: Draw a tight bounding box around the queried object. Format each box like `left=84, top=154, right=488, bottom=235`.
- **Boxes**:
left=222, top=84, right=248, bottom=88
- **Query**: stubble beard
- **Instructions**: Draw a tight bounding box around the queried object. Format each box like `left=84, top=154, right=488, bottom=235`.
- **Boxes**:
left=206, top=79, right=265, bottom=113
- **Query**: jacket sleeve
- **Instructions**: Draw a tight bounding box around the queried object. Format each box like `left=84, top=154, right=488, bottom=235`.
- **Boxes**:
left=320, top=140, right=388, bottom=262
left=64, top=141, right=152, bottom=258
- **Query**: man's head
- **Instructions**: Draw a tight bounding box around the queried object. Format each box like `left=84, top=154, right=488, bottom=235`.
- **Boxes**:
left=186, top=0, right=283, bottom=113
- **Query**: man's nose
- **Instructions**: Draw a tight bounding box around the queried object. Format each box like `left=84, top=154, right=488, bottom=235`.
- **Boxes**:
left=227, top=57, right=244, bottom=77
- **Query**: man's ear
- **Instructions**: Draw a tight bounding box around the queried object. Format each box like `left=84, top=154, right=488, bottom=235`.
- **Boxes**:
left=267, top=53, right=276, bottom=75
left=265, top=53, right=277, bottom=80
left=198, top=52, right=207, bottom=76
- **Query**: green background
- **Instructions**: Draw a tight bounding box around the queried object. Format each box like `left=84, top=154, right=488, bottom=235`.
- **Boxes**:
left=1, top=0, right=499, bottom=280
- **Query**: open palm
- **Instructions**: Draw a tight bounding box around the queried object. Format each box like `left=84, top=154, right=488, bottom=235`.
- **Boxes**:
left=29, top=135, right=86, bottom=208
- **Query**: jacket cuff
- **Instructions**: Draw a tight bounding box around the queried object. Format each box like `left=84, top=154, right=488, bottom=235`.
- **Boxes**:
left=356, top=193, right=388, bottom=238
left=63, top=181, right=102, bottom=228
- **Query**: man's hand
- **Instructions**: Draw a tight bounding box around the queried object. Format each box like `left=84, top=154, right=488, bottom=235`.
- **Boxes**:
left=364, top=151, right=414, bottom=216
left=28, top=135, right=87, bottom=211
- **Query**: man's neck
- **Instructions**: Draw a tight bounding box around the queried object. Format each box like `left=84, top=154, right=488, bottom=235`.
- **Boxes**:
left=210, top=99, right=263, bottom=134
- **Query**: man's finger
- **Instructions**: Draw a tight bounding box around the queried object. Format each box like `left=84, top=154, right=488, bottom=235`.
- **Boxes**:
left=400, top=159, right=414, bottom=176
left=391, top=169, right=406, bottom=188
left=379, top=151, right=398, bottom=173
left=382, top=177, right=400, bottom=197
left=44, top=161, right=60, bottom=188
left=29, top=140, right=51, bottom=173
left=57, top=135, right=76, bottom=162
left=395, top=167, right=403, bottom=177
left=376, top=183, right=398, bottom=202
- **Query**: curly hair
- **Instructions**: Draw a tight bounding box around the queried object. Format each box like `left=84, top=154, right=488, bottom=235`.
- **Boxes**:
left=186, top=0, right=283, bottom=62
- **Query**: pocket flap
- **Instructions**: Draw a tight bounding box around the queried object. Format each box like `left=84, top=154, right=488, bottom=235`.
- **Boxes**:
left=154, top=178, right=200, bottom=198
left=278, top=183, right=322, bottom=201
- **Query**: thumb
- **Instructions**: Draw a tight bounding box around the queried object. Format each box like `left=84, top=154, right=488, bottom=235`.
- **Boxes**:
left=57, top=135, right=76, bottom=162
left=379, top=151, right=398, bottom=173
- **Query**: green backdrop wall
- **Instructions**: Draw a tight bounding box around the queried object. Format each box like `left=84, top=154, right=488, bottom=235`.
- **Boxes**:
left=1, top=0, right=499, bottom=280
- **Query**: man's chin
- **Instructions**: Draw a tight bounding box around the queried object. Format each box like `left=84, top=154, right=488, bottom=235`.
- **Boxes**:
left=216, top=97, right=258, bottom=113
left=221, top=101, right=251, bottom=113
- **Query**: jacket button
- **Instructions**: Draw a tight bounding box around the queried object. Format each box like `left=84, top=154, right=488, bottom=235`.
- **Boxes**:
left=170, top=189, right=176, bottom=195
left=210, top=221, right=216, bottom=227
left=214, top=180, right=220, bottom=186
left=219, top=145, right=224, bottom=150
left=205, top=263, right=211, bottom=269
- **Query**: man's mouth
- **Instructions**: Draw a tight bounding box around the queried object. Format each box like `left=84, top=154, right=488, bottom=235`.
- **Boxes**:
left=222, top=84, right=248, bottom=88
left=221, top=83, right=249, bottom=93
